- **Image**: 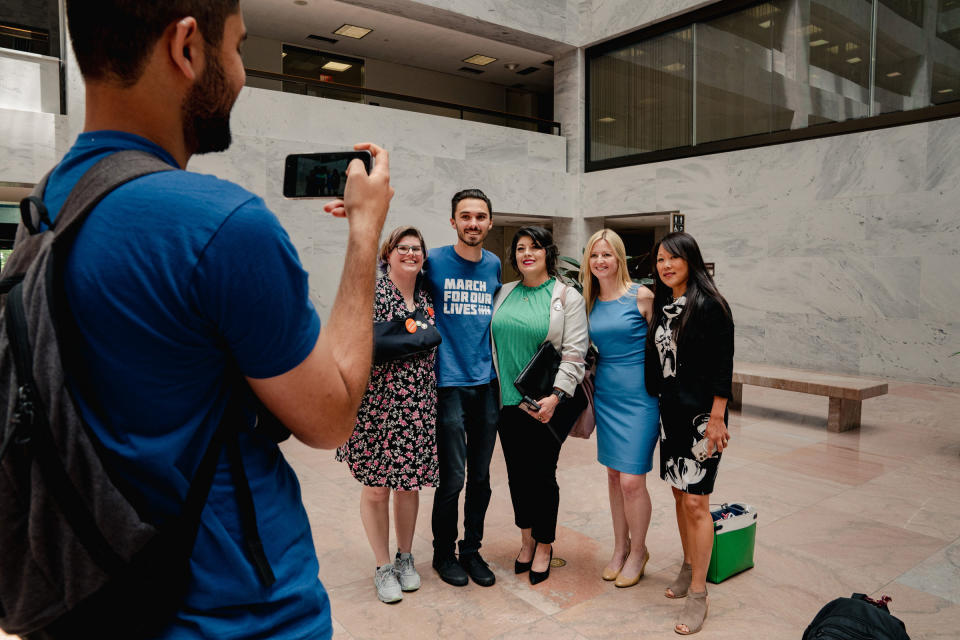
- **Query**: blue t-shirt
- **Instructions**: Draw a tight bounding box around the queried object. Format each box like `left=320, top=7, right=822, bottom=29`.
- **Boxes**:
left=423, top=245, right=501, bottom=387
left=42, top=131, right=330, bottom=639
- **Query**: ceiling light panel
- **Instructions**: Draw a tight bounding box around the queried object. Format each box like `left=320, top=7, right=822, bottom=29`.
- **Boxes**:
left=463, top=54, right=497, bottom=66
left=334, top=24, right=372, bottom=39
left=321, top=61, right=352, bottom=72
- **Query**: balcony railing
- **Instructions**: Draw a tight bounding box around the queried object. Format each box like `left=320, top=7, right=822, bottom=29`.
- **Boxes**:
left=0, top=48, right=61, bottom=115
left=245, top=68, right=560, bottom=135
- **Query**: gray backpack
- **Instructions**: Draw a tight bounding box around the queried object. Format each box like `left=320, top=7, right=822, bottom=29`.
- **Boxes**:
left=0, top=150, right=276, bottom=639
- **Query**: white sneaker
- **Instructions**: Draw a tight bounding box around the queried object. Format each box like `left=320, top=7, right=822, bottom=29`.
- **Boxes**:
left=375, top=563, right=403, bottom=603
left=394, top=551, right=421, bottom=592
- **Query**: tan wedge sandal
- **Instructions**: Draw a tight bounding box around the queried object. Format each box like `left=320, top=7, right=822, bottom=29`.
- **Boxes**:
left=665, top=562, right=692, bottom=598
left=675, top=589, right=708, bottom=635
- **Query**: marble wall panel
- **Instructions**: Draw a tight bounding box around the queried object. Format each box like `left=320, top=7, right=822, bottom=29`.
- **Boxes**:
left=860, top=317, right=960, bottom=386
left=734, top=322, right=766, bottom=363
left=752, top=257, right=869, bottom=317
left=232, top=88, right=399, bottom=150
left=0, top=108, right=57, bottom=184
left=687, top=204, right=768, bottom=258
left=723, top=138, right=825, bottom=206
left=554, top=49, right=584, bottom=174
left=582, top=164, right=657, bottom=217
left=920, top=255, right=960, bottom=324
left=63, top=45, right=85, bottom=147
left=713, top=257, right=766, bottom=318
left=925, top=117, right=960, bottom=191
left=527, top=134, right=567, bottom=173
left=386, top=150, right=437, bottom=224
left=862, top=189, right=960, bottom=259
left=464, top=131, right=529, bottom=167
left=398, top=0, right=571, bottom=43
left=764, top=313, right=862, bottom=374
left=431, top=156, right=568, bottom=218
left=814, top=125, right=926, bottom=201
left=766, top=198, right=866, bottom=258
left=392, top=111, right=465, bottom=160
left=54, top=114, right=71, bottom=159
left=655, top=158, right=733, bottom=210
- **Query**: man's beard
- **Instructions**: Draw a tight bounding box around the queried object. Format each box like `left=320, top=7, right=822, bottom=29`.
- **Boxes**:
left=182, top=49, right=235, bottom=155
left=458, top=227, right=485, bottom=247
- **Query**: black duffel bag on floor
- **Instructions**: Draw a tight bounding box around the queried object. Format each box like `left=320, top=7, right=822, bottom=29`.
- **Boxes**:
left=803, top=593, right=910, bottom=640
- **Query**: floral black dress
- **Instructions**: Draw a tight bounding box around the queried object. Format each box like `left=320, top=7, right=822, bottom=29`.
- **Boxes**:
left=653, top=296, right=723, bottom=495
left=336, top=276, right=439, bottom=490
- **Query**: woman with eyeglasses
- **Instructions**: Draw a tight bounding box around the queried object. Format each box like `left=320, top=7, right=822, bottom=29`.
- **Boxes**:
left=336, top=226, right=439, bottom=604
left=490, top=226, right=589, bottom=585
left=645, top=231, right=734, bottom=635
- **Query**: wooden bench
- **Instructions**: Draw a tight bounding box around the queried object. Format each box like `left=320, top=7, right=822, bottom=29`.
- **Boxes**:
left=729, top=363, right=888, bottom=432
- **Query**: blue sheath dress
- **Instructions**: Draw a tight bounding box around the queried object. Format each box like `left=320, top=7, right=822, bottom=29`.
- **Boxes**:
left=589, top=286, right=660, bottom=475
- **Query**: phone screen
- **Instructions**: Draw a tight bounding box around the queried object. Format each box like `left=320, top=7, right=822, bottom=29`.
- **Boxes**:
left=283, top=151, right=373, bottom=199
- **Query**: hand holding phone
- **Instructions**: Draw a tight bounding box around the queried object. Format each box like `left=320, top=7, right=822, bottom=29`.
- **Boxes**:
left=283, top=151, right=374, bottom=199
left=691, top=438, right=715, bottom=462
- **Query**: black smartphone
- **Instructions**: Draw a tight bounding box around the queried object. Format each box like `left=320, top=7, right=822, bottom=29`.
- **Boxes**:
left=520, top=396, right=541, bottom=412
left=282, top=151, right=374, bottom=199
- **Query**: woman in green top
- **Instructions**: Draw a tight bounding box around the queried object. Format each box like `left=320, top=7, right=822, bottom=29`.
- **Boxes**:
left=491, top=226, right=589, bottom=585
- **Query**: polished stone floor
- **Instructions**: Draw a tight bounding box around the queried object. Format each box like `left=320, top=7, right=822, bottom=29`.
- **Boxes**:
left=286, top=380, right=960, bottom=639
left=3, top=381, right=957, bottom=639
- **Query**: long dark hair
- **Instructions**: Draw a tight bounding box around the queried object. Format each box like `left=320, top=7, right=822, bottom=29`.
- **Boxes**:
left=649, top=232, right=730, bottom=345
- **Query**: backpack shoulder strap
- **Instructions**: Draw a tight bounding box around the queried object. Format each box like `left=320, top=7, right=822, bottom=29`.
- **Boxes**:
left=51, top=150, right=175, bottom=242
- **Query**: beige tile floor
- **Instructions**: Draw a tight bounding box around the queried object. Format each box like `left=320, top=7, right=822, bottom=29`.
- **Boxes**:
left=297, top=381, right=960, bottom=640
left=3, top=381, right=958, bottom=639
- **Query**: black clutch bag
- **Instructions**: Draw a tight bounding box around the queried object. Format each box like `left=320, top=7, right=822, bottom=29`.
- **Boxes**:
left=513, top=342, right=561, bottom=401
left=373, top=308, right=442, bottom=363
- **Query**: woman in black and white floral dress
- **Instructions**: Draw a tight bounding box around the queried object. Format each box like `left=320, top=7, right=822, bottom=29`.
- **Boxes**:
left=645, top=232, right=734, bottom=635
left=336, top=226, right=438, bottom=604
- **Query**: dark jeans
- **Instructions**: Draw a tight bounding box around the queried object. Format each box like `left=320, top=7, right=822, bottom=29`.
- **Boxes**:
left=431, top=380, right=500, bottom=558
left=497, top=405, right=570, bottom=544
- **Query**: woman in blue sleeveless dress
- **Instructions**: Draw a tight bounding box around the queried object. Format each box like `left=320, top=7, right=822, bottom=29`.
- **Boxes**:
left=579, top=229, right=659, bottom=588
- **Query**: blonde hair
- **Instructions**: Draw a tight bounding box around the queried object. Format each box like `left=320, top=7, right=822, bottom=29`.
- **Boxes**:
left=579, top=229, right=632, bottom=314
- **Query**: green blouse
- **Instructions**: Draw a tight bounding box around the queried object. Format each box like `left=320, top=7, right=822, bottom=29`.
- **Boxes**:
left=491, top=278, right=554, bottom=406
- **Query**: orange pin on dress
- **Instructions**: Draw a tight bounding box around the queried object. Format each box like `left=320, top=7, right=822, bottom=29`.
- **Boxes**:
left=404, top=318, right=417, bottom=333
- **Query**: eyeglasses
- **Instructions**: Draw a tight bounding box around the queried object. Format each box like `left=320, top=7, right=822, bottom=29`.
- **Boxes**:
left=395, top=244, right=423, bottom=255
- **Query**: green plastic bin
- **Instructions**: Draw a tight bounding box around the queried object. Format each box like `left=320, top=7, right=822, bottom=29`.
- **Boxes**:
left=707, top=503, right=756, bottom=584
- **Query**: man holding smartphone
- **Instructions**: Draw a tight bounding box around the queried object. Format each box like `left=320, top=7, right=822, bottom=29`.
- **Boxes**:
left=32, top=2, right=393, bottom=638
left=423, top=189, right=502, bottom=587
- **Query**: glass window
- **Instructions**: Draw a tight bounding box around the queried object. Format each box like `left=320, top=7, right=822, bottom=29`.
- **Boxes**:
left=589, top=27, right=693, bottom=160
left=805, top=1, right=873, bottom=124
left=932, top=0, right=960, bottom=105
left=0, top=1, right=60, bottom=58
left=695, top=2, right=789, bottom=144
left=586, top=0, right=960, bottom=168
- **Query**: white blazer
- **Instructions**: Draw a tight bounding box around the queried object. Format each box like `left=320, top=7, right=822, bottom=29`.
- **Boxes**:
left=491, top=279, right=589, bottom=398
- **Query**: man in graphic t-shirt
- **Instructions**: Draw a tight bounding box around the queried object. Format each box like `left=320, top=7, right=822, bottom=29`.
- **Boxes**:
left=423, top=189, right=502, bottom=587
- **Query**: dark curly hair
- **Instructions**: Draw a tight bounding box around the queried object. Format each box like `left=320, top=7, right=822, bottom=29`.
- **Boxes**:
left=509, top=226, right=558, bottom=277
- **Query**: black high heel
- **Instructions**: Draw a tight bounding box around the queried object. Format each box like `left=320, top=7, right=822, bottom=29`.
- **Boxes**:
left=529, top=545, right=552, bottom=585
left=514, top=551, right=532, bottom=574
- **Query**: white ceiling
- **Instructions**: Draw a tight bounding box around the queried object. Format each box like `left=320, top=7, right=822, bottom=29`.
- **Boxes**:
left=242, top=0, right=556, bottom=91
